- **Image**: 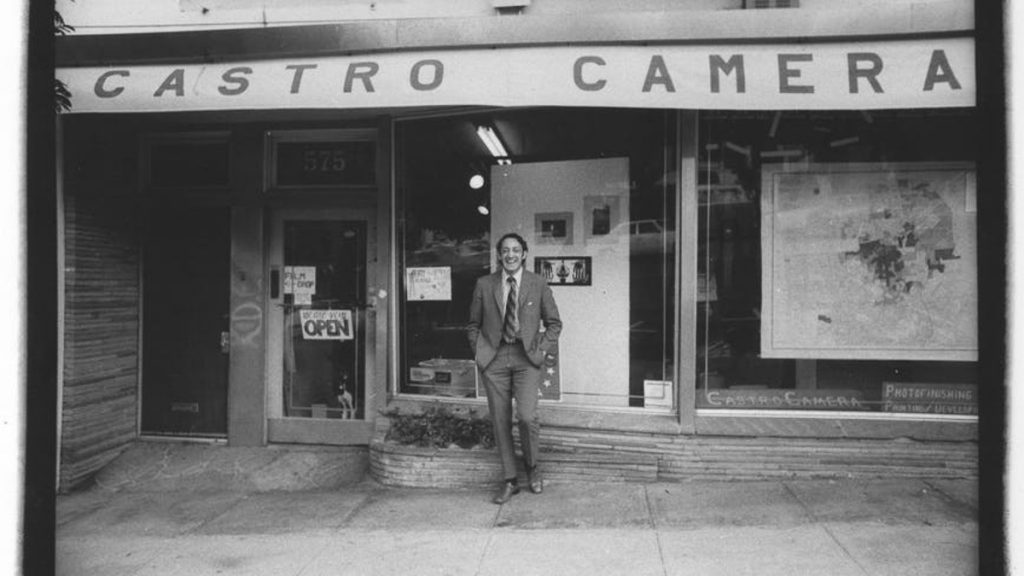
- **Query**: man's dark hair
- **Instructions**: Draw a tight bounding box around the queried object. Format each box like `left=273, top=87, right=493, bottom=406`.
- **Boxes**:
left=496, top=232, right=528, bottom=253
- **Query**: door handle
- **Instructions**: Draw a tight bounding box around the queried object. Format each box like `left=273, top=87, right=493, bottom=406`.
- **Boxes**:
left=220, top=331, right=230, bottom=354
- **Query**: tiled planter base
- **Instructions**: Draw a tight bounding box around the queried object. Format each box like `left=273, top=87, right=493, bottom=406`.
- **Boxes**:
left=369, top=418, right=977, bottom=488
left=369, top=441, right=659, bottom=488
left=370, top=442, right=505, bottom=488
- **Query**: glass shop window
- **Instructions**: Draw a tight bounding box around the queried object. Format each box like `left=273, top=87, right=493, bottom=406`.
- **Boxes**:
left=396, top=108, right=677, bottom=409
left=696, top=109, right=978, bottom=415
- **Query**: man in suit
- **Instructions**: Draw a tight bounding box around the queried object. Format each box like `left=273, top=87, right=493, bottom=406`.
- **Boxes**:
left=468, top=232, right=562, bottom=504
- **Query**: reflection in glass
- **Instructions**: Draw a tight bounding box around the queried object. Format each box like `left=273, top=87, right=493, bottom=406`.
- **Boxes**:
left=281, top=220, right=366, bottom=419
left=697, top=110, right=978, bottom=414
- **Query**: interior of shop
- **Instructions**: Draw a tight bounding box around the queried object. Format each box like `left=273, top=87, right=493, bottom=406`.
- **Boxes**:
left=396, top=107, right=677, bottom=408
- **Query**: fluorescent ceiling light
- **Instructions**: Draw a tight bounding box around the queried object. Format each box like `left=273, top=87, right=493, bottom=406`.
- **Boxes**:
left=476, top=125, right=511, bottom=164
left=829, top=136, right=860, bottom=148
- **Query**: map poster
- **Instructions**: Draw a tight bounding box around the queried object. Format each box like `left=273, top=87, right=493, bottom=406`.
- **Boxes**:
left=761, top=162, right=977, bottom=361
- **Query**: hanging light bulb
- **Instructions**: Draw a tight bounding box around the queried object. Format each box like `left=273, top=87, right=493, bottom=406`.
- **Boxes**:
left=469, top=174, right=485, bottom=189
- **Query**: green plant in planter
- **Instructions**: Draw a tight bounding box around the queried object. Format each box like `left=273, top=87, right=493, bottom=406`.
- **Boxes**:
left=383, top=405, right=495, bottom=450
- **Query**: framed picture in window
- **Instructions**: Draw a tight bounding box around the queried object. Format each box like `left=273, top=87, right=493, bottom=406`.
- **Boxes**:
left=535, top=256, right=592, bottom=286
left=583, top=195, right=621, bottom=243
left=534, top=212, right=574, bottom=245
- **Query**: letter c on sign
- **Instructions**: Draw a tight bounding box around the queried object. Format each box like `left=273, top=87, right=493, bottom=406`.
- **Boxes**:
left=573, top=56, right=607, bottom=91
left=95, top=70, right=130, bottom=98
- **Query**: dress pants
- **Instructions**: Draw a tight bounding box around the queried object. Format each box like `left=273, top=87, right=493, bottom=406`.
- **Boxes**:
left=482, top=340, right=540, bottom=480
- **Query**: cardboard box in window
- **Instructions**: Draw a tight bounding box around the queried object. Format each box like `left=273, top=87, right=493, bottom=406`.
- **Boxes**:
left=412, top=359, right=478, bottom=398
left=643, top=380, right=673, bottom=409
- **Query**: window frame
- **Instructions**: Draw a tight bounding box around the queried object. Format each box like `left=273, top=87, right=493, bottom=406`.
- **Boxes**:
left=389, top=107, right=689, bottom=426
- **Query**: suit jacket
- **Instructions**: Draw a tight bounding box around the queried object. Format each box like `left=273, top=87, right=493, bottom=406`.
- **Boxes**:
left=467, top=269, right=562, bottom=369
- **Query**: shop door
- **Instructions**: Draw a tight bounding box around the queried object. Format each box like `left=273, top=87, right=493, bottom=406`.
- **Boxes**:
left=267, top=209, right=379, bottom=444
left=141, top=206, right=230, bottom=436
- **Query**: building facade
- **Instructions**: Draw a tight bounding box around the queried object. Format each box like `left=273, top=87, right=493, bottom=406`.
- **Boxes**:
left=55, top=0, right=982, bottom=490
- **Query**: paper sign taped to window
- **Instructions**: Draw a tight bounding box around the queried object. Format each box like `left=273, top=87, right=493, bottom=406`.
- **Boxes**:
left=406, top=267, right=452, bottom=301
left=299, top=309, right=354, bottom=341
left=284, top=266, right=317, bottom=295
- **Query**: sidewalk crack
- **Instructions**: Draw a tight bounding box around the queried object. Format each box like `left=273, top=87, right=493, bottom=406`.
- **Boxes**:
left=475, top=492, right=508, bottom=575
left=295, top=535, right=334, bottom=576
left=782, top=481, right=817, bottom=524
left=185, top=493, right=248, bottom=535
left=820, top=523, right=871, bottom=576
left=921, top=478, right=978, bottom=525
left=335, top=488, right=379, bottom=528
left=784, top=482, right=870, bottom=576
left=475, top=532, right=497, bottom=576
left=643, top=485, right=668, bottom=576
left=643, top=484, right=658, bottom=530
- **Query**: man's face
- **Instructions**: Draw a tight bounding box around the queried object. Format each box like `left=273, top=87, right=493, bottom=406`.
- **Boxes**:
left=498, top=237, right=525, bottom=275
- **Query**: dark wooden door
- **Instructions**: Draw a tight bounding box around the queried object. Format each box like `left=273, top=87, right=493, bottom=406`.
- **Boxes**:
left=141, top=206, right=230, bottom=436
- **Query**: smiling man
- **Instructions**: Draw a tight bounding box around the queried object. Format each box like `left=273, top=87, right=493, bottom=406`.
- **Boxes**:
left=467, top=232, right=562, bottom=504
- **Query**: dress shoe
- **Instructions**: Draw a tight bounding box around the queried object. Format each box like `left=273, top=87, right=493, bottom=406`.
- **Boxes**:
left=527, top=467, right=543, bottom=494
left=492, top=481, right=520, bottom=504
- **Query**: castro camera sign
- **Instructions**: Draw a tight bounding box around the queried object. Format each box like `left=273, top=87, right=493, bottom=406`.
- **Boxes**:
left=56, top=39, right=974, bottom=113
left=299, top=309, right=354, bottom=341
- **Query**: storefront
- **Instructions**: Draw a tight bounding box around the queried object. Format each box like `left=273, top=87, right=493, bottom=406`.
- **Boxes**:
left=55, top=1, right=980, bottom=490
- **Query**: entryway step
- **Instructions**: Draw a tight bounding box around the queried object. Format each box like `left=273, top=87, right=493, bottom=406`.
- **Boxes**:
left=86, top=441, right=369, bottom=493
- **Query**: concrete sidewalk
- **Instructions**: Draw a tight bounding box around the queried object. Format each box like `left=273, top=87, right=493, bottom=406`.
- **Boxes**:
left=56, top=477, right=978, bottom=576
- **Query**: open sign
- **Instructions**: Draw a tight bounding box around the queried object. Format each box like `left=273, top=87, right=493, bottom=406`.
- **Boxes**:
left=299, top=309, right=354, bottom=341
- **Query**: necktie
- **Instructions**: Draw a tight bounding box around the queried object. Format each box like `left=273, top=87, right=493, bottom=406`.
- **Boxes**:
left=503, top=276, right=518, bottom=343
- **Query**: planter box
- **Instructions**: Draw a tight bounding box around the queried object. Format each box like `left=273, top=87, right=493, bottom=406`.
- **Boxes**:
left=368, top=414, right=975, bottom=487
left=370, top=441, right=505, bottom=488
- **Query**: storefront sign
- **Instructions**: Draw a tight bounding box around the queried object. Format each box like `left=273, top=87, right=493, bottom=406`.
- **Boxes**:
left=698, top=389, right=869, bottom=410
left=56, top=39, right=973, bottom=113
left=299, top=309, right=354, bottom=341
left=882, top=382, right=977, bottom=415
